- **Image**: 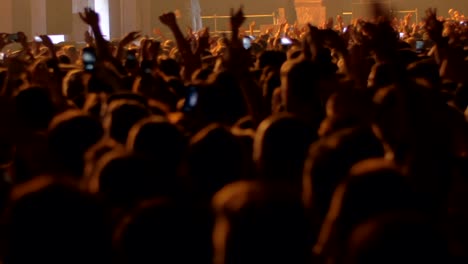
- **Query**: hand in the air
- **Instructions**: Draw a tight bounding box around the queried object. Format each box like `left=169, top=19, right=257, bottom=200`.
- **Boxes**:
left=79, top=7, right=100, bottom=27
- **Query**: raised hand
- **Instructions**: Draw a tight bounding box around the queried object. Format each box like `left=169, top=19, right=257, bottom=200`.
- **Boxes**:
left=325, top=17, right=334, bottom=29
left=249, top=21, right=256, bottom=30
left=196, top=27, right=210, bottom=54
left=159, top=12, right=178, bottom=28
left=425, top=8, right=444, bottom=43
left=121, top=31, right=141, bottom=46
left=39, top=35, right=54, bottom=49
left=337, top=15, right=343, bottom=26
left=79, top=7, right=100, bottom=27
left=230, top=7, right=246, bottom=30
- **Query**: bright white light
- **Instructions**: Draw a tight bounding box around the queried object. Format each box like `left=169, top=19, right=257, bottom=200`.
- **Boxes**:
left=94, top=0, right=110, bottom=40
left=48, top=35, right=66, bottom=44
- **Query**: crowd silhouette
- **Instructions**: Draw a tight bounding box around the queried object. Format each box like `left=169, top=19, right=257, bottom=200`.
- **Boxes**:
left=0, top=3, right=467, bottom=264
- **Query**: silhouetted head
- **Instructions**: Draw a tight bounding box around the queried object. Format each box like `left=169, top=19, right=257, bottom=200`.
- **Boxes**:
left=132, top=76, right=177, bottom=110
left=158, top=57, right=181, bottom=78
left=303, top=128, right=384, bottom=229
left=48, top=110, right=104, bottom=178
left=14, top=87, right=55, bottom=131
left=83, top=138, right=122, bottom=180
left=89, top=150, right=177, bottom=206
left=186, top=124, right=243, bottom=202
left=103, top=100, right=151, bottom=144
left=407, top=59, right=441, bottom=89
left=254, top=114, right=314, bottom=186
left=197, top=71, right=247, bottom=126
left=367, top=63, right=398, bottom=90
left=314, top=159, right=417, bottom=263
left=344, top=213, right=447, bottom=264
left=280, top=58, right=323, bottom=119
left=62, top=70, right=86, bottom=108
left=257, top=50, right=287, bottom=70
left=1, top=177, right=111, bottom=264
left=127, top=116, right=185, bottom=174
left=318, top=90, right=373, bottom=137
left=113, top=199, right=210, bottom=264
left=213, top=181, right=310, bottom=264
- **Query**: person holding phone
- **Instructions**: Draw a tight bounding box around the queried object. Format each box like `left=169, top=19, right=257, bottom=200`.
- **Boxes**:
left=82, top=47, right=97, bottom=72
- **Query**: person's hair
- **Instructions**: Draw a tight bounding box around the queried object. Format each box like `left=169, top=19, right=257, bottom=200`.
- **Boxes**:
left=83, top=138, right=122, bottom=180
left=103, top=100, right=151, bottom=144
left=158, top=57, right=181, bottom=78
left=406, top=59, right=441, bottom=89
left=197, top=71, right=248, bottom=126
left=48, top=110, right=104, bottom=178
left=253, top=114, right=315, bottom=187
left=212, top=181, right=310, bottom=264
left=280, top=58, right=326, bottom=123
left=132, top=75, right=178, bottom=111
left=314, top=159, right=417, bottom=263
left=112, top=199, right=211, bottom=264
left=344, top=213, right=447, bottom=264
left=1, top=176, right=111, bottom=264
left=14, top=87, right=56, bottom=131
left=185, top=124, right=243, bottom=203
left=127, top=116, right=185, bottom=176
left=303, top=127, right=384, bottom=232
left=258, top=50, right=287, bottom=70
left=62, top=69, right=86, bottom=108
left=88, top=150, right=177, bottom=206
left=58, top=54, right=71, bottom=64
left=318, top=89, right=373, bottom=137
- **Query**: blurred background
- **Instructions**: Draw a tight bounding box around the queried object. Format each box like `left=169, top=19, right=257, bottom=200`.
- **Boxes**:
left=0, top=0, right=465, bottom=41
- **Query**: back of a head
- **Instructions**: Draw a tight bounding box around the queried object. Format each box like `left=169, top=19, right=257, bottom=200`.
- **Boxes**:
left=367, top=63, right=399, bottom=90
left=200, top=71, right=247, bottom=125
left=254, top=114, right=315, bottom=184
left=104, top=101, right=151, bottom=144
left=258, top=50, right=287, bottom=70
left=345, top=213, right=447, bottom=264
left=83, top=138, right=122, bottom=180
left=281, top=58, right=322, bottom=113
left=1, top=177, right=110, bottom=264
left=14, top=87, right=55, bottom=131
left=213, top=181, right=310, bottom=264
left=158, top=57, right=181, bottom=78
left=187, top=124, right=243, bottom=201
left=407, top=59, right=441, bottom=89
left=303, top=128, right=384, bottom=223
left=89, top=150, right=177, bottom=206
left=62, top=70, right=86, bottom=108
left=319, top=90, right=373, bottom=137
left=48, top=110, right=104, bottom=178
left=314, top=159, right=416, bottom=262
left=127, top=116, right=185, bottom=173
left=113, top=199, right=209, bottom=264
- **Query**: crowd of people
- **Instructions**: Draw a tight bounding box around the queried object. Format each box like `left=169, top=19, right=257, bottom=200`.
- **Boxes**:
left=0, top=3, right=467, bottom=264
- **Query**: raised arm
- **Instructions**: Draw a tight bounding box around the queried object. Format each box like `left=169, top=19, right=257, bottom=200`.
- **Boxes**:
left=79, top=8, right=112, bottom=60
left=159, top=12, right=200, bottom=80
left=116, top=31, right=141, bottom=61
left=226, top=7, right=265, bottom=125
